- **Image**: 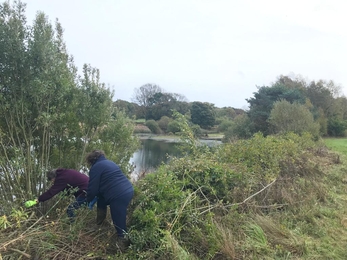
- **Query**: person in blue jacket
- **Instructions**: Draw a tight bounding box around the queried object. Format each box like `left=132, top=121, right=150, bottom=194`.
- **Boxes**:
left=86, top=150, right=134, bottom=239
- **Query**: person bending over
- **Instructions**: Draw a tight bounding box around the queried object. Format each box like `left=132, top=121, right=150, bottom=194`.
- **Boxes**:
left=25, top=168, right=89, bottom=220
left=86, top=150, right=134, bottom=238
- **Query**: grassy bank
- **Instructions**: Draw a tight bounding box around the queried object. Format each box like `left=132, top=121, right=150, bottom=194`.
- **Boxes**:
left=1, top=135, right=347, bottom=259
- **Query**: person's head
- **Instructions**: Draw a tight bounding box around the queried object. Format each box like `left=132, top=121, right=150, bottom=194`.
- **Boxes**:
left=86, top=150, right=106, bottom=166
left=47, top=169, right=57, bottom=182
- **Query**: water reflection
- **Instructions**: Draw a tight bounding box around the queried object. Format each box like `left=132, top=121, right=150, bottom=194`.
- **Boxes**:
left=129, top=138, right=221, bottom=177
left=130, top=139, right=181, bottom=176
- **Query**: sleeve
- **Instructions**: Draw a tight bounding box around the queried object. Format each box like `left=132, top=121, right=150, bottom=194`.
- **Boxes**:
left=38, top=178, right=67, bottom=202
left=86, top=166, right=101, bottom=202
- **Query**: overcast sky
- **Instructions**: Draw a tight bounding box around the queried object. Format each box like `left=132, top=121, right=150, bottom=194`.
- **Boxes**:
left=22, top=0, right=347, bottom=109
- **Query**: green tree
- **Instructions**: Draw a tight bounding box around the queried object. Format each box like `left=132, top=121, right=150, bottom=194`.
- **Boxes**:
left=113, top=99, right=138, bottom=118
left=190, top=101, right=216, bottom=129
left=327, top=117, right=347, bottom=137
left=247, top=83, right=306, bottom=135
left=222, top=114, right=252, bottom=142
left=158, top=116, right=172, bottom=133
left=0, top=1, right=139, bottom=209
left=167, top=120, right=181, bottom=134
left=145, top=119, right=162, bottom=134
left=132, top=83, right=163, bottom=119
left=268, top=99, right=320, bottom=137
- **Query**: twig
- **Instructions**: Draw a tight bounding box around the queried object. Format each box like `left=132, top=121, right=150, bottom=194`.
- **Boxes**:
left=9, top=248, right=31, bottom=259
left=240, top=179, right=277, bottom=205
left=199, top=179, right=277, bottom=215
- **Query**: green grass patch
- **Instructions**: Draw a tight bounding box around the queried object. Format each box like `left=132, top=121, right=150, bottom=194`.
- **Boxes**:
left=324, top=138, right=347, bottom=155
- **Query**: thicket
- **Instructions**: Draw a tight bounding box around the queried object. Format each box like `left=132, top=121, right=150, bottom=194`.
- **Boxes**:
left=2, top=113, right=347, bottom=259
left=0, top=1, right=139, bottom=213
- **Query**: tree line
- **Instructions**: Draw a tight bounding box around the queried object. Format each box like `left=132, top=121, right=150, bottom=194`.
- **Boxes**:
left=115, top=75, right=347, bottom=140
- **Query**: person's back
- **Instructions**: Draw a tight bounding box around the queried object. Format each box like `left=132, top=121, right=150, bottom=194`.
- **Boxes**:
left=86, top=150, right=134, bottom=241
left=91, top=157, right=133, bottom=203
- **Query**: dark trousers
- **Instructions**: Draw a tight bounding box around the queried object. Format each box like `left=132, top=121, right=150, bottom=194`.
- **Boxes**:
left=67, top=196, right=87, bottom=219
left=97, top=190, right=134, bottom=237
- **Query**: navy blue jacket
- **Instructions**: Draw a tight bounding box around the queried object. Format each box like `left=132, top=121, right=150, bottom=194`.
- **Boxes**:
left=86, top=156, right=133, bottom=203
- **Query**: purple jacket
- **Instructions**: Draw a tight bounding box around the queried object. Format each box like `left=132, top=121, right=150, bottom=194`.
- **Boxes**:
left=38, top=168, right=89, bottom=202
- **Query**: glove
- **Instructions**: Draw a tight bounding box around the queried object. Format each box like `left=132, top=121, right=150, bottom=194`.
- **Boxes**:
left=25, top=199, right=38, bottom=208
left=88, top=197, right=98, bottom=210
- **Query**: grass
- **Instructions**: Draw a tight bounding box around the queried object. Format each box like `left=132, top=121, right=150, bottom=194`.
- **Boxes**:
left=2, top=136, right=347, bottom=259
left=323, top=137, right=347, bottom=155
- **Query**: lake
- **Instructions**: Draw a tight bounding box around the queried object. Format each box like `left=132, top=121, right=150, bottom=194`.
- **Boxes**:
left=129, top=137, right=221, bottom=178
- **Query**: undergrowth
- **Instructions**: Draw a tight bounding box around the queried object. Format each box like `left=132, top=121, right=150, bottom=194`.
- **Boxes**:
left=1, top=133, right=347, bottom=259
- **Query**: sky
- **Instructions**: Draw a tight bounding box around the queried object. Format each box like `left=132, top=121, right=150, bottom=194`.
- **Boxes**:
left=22, top=0, right=347, bottom=109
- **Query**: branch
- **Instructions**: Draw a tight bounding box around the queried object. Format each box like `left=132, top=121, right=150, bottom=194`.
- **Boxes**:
left=9, top=248, right=31, bottom=259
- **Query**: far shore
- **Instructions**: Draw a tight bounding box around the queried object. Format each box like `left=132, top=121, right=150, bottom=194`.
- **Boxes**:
left=135, top=133, right=224, bottom=143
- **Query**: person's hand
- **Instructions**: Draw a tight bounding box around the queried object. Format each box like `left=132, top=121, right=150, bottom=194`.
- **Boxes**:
left=24, top=199, right=38, bottom=208
left=88, top=197, right=98, bottom=210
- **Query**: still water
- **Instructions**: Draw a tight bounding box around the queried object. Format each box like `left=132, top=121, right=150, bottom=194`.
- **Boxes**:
left=129, top=138, right=221, bottom=178
left=129, top=139, right=181, bottom=177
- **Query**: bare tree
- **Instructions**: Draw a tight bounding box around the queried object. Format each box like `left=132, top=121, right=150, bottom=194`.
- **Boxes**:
left=132, top=84, right=163, bottom=107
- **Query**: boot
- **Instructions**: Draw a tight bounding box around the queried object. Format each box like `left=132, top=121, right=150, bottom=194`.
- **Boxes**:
left=96, top=207, right=107, bottom=225
left=107, top=234, right=131, bottom=253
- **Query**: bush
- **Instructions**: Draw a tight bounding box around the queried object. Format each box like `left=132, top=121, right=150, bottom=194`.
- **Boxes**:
left=217, top=119, right=233, bottom=132
left=223, top=114, right=252, bottom=142
left=145, top=120, right=162, bottom=134
left=134, top=124, right=151, bottom=133
left=167, top=120, right=181, bottom=134
left=158, top=116, right=172, bottom=133
left=327, top=117, right=347, bottom=137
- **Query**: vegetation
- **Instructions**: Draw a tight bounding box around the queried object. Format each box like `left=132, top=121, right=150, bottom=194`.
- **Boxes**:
left=0, top=0, right=139, bottom=211
left=2, top=111, right=347, bottom=258
left=2, top=1, right=347, bottom=259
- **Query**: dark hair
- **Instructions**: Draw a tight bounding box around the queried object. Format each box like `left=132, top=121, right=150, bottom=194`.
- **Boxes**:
left=86, top=150, right=106, bottom=166
left=47, top=169, right=57, bottom=181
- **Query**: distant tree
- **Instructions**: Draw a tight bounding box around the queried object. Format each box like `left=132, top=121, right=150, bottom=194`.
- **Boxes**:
left=222, top=114, right=252, bottom=142
left=215, top=107, right=237, bottom=119
left=247, top=84, right=306, bottom=135
left=268, top=100, right=320, bottom=137
left=217, top=119, right=233, bottom=133
left=113, top=99, right=138, bottom=118
left=132, top=83, right=163, bottom=107
left=132, top=84, right=189, bottom=120
left=132, top=83, right=163, bottom=119
left=158, top=116, right=172, bottom=133
left=167, top=120, right=181, bottom=134
left=327, top=117, right=347, bottom=137
left=190, top=102, right=216, bottom=129
left=306, top=80, right=340, bottom=118
left=145, top=119, right=162, bottom=134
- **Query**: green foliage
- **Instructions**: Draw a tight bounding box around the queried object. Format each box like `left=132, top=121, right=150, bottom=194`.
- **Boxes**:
left=247, top=84, right=307, bottom=135
left=327, top=117, right=347, bottom=137
left=214, top=107, right=237, bottom=119
left=190, top=102, right=216, bottom=129
left=128, top=169, right=189, bottom=251
left=157, top=116, right=172, bottom=133
left=269, top=99, right=320, bottom=137
left=89, top=109, right=140, bottom=175
left=0, top=1, right=138, bottom=209
left=222, top=114, right=252, bottom=142
left=145, top=119, right=162, bottom=134
left=167, top=120, right=181, bottom=134
left=132, top=84, right=189, bottom=120
left=113, top=99, right=138, bottom=118
left=217, top=119, right=233, bottom=132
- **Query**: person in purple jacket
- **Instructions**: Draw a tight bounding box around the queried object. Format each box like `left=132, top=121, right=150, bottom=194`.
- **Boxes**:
left=24, top=168, right=89, bottom=220
left=86, top=150, right=134, bottom=239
